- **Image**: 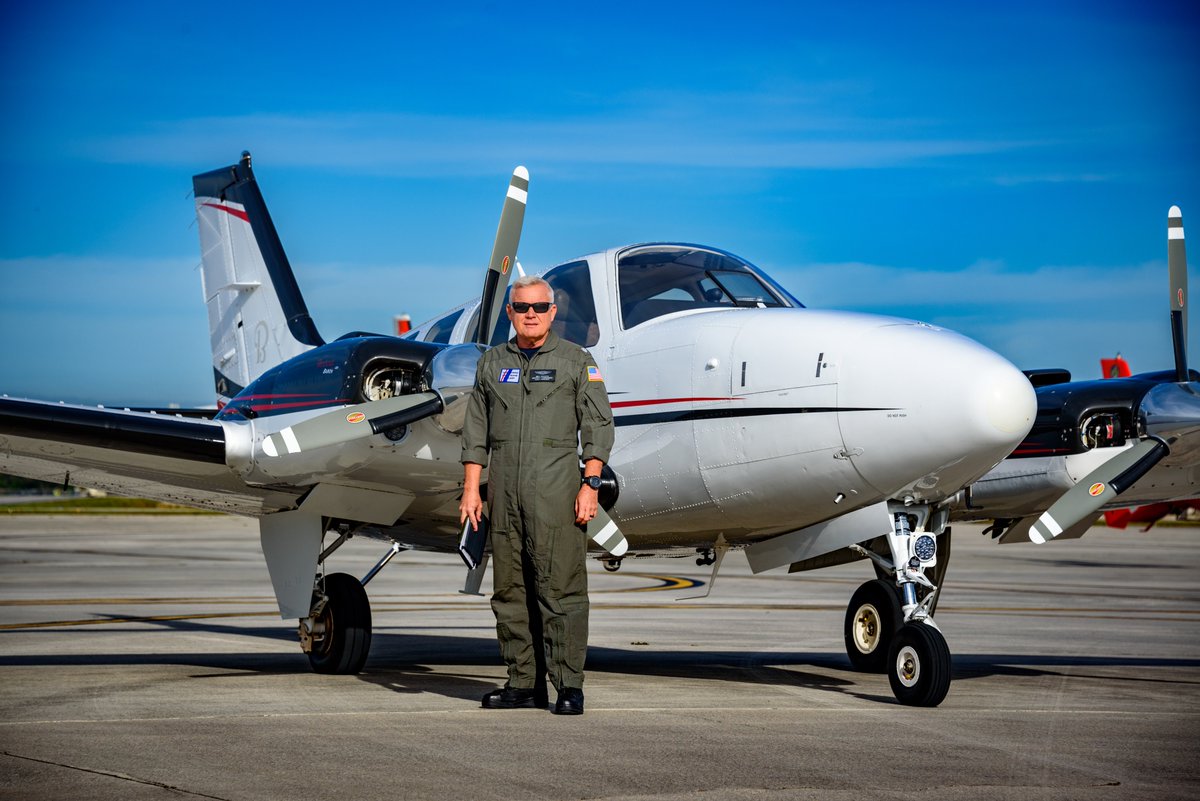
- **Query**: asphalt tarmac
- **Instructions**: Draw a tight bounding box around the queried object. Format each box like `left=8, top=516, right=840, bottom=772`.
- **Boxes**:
left=0, top=515, right=1197, bottom=800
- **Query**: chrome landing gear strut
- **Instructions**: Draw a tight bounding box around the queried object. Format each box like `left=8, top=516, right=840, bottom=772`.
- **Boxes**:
left=846, top=503, right=952, bottom=706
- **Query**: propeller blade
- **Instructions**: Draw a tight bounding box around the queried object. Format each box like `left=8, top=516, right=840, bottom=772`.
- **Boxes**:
left=474, top=166, right=529, bottom=345
left=586, top=506, right=628, bottom=557
left=1169, top=205, right=1188, bottom=382
left=1028, top=438, right=1168, bottom=543
left=261, top=391, right=442, bottom=457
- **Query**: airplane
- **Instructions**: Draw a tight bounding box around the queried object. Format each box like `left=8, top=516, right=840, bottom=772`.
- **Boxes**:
left=1090, top=355, right=1199, bottom=531
left=954, top=207, right=1200, bottom=553
left=0, top=152, right=1193, bottom=709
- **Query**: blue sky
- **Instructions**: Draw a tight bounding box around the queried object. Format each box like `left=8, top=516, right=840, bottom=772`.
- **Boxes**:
left=1, top=1, right=1197, bottom=406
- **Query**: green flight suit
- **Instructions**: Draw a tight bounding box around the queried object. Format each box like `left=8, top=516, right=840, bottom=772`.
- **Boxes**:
left=461, top=330, right=614, bottom=691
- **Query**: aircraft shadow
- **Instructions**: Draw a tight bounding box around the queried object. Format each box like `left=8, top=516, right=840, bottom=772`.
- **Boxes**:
left=6, top=616, right=1198, bottom=704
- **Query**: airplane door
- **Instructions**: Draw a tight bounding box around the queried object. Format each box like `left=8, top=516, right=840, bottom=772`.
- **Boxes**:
left=691, top=316, right=744, bottom=484
left=702, top=312, right=866, bottom=529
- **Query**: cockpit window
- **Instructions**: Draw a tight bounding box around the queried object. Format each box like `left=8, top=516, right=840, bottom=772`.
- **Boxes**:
left=619, top=246, right=792, bottom=329
left=544, top=260, right=599, bottom=346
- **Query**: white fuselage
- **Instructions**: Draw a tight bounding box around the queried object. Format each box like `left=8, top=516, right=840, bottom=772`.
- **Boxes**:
left=233, top=245, right=1036, bottom=553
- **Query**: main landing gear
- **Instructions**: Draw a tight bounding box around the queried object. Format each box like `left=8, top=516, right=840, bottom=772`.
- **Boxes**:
left=297, top=535, right=404, bottom=674
left=302, top=572, right=371, bottom=674
left=843, top=506, right=952, bottom=707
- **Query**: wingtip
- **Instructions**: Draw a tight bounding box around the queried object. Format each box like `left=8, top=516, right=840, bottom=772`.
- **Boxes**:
left=1169, top=205, right=1182, bottom=219
left=513, top=166, right=529, bottom=181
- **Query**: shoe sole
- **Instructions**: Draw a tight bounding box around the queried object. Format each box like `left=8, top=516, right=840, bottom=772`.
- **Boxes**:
left=482, top=699, right=539, bottom=709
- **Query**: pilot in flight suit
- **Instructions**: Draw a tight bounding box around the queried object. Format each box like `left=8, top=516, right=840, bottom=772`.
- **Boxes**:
left=460, top=276, right=614, bottom=715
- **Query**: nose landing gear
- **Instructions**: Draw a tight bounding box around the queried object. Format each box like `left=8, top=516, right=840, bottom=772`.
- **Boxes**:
left=843, top=506, right=952, bottom=707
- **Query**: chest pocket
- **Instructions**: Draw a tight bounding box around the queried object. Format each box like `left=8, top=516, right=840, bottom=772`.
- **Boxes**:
left=486, top=377, right=517, bottom=443
left=534, top=378, right=569, bottom=407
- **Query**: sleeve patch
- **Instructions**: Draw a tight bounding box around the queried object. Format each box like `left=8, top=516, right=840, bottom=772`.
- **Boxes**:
left=587, top=365, right=604, bottom=382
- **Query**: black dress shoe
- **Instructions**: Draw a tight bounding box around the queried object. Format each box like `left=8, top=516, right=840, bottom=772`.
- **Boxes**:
left=553, top=687, right=584, bottom=715
left=481, top=686, right=538, bottom=709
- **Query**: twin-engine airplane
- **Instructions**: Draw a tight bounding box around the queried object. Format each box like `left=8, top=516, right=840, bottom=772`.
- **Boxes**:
left=958, top=206, right=1200, bottom=548
left=1, top=153, right=1195, bottom=708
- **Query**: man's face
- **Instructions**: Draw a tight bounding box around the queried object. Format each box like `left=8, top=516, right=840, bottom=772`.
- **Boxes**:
left=506, top=283, right=556, bottom=346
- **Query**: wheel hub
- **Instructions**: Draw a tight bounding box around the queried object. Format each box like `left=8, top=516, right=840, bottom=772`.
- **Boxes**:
left=853, top=603, right=882, bottom=654
left=896, top=645, right=920, bottom=687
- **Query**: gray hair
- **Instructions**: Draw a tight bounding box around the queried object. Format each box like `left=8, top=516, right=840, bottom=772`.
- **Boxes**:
left=511, top=275, right=553, bottom=301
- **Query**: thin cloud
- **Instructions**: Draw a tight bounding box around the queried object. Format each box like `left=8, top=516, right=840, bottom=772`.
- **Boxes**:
left=76, top=110, right=1033, bottom=175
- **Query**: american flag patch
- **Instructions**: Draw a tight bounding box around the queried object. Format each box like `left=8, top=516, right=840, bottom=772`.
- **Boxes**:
left=587, top=365, right=603, bottom=382
left=499, top=368, right=521, bottom=383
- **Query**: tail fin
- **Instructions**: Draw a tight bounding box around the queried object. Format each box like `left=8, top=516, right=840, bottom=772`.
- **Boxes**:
left=1100, top=354, right=1132, bottom=379
left=193, top=152, right=324, bottom=406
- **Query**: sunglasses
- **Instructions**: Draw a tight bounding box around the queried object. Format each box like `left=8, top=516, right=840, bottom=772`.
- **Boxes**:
left=510, top=301, right=553, bottom=314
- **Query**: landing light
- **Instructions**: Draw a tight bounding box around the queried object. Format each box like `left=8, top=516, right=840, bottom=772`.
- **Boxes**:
left=913, top=534, right=937, bottom=562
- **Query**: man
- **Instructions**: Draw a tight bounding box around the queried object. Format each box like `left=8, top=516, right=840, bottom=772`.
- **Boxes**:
left=460, top=275, right=614, bottom=715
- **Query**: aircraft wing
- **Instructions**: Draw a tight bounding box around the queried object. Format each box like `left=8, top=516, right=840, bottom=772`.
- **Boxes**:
left=0, top=396, right=300, bottom=514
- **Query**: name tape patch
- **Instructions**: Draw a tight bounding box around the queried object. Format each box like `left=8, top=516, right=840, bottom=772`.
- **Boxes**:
left=531, top=369, right=557, bottom=383
left=498, top=368, right=521, bottom=383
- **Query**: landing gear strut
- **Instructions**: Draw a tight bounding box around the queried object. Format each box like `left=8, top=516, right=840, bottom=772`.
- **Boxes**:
left=843, top=505, right=952, bottom=707
left=296, top=534, right=403, bottom=674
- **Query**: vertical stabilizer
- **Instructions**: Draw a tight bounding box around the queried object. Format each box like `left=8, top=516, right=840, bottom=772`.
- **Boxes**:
left=193, top=152, right=324, bottom=406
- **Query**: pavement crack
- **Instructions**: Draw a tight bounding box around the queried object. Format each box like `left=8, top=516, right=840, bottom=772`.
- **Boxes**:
left=1, top=750, right=234, bottom=800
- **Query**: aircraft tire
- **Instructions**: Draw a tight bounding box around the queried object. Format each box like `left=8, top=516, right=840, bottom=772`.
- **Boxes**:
left=307, top=572, right=372, bottom=675
left=844, top=579, right=902, bottom=673
left=887, top=622, right=951, bottom=707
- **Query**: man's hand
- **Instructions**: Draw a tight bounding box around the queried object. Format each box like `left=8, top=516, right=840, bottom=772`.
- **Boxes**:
left=575, top=484, right=599, bottom=526
left=460, top=463, right=484, bottom=530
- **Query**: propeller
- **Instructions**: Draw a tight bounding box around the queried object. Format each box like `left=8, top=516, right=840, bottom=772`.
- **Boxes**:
left=1028, top=206, right=1189, bottom=542
left=474, top=166, right=529, bottom=345
left=261, top=391, right=442, bottom=457
left=1170, top=205, right=1188, bottom=382
left=1028, top=437, right=1167, bottom=543
left=586, top=506, right=628, bottom=557
left=258, top=167, right=531, bottom=459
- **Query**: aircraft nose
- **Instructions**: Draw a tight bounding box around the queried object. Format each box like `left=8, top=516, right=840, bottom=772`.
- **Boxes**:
left=838, top=322, right=1036, bottom=499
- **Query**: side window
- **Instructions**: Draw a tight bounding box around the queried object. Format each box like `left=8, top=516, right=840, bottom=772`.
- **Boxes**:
left=543, top=260, right=599, bottom=346
left=463, top=287, right=514, bottom=347
left=421, top=309, right=464, bottom=344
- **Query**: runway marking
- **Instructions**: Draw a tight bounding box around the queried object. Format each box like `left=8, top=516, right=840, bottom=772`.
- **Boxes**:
left=0, top=597, right=275, bottom=606
left=595, top=573, right=703, bottom=593
left=0, top=611, right=276, bottom=630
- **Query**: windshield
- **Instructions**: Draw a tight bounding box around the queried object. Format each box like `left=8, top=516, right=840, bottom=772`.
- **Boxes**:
left=618, top=246, right=795, bottom=329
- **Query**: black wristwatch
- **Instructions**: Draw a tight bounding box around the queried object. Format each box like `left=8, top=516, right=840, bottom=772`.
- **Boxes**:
left=582, top=476, right=603, bottom=490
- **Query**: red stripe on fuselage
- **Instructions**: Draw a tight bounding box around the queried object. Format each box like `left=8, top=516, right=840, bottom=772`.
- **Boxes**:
left=202, top=202, right=249, bottom=223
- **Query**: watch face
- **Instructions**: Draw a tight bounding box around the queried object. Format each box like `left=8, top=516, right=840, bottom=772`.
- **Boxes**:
left=585, top=477, right=602, bottom=489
